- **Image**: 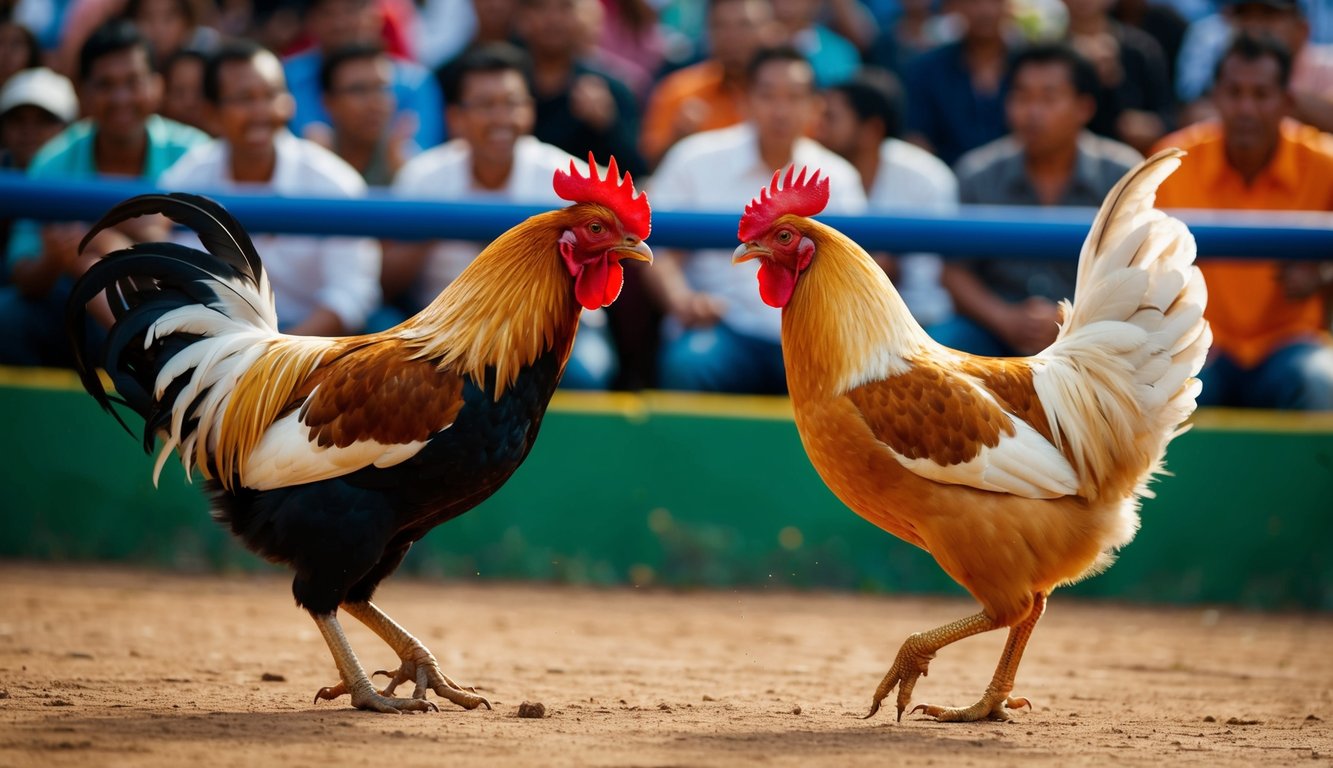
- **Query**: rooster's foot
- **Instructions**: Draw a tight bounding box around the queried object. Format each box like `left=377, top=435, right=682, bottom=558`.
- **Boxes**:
left=864, top=634, right=936, bottom=721
left=314, top=680, right=439, bottom=714
left=372, top=652, right=491, bottom=711
left=910, top=692, right=1031, bottom=722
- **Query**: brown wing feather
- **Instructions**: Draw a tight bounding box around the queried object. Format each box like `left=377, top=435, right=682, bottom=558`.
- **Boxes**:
left=298, top=344, right=465, bottom=449
left=844, top=364, right=1014, bottom=467
left=955, top=358, right=1057, bottom=446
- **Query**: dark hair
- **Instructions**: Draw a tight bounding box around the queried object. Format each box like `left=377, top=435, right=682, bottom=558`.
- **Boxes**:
left=441, top=42, right=533, bottom=106
left=745, top=44, right=811, bottom=85
left=1213, top=32, right=1293, bottom=90
left=202, top=39, right=271, bottom=104
left=78, top=19, right=152, bottom=82
left=0, top=19, right=42, bottom=71
left=161, top=46, right=207, bottom=80
left=123, top=0, right=203, bottom=29
left=1004, top=42, right=1099, bottom=98
left=319, top=43, right=385, bottom=94
left=826, top=67, right=905, bottom=139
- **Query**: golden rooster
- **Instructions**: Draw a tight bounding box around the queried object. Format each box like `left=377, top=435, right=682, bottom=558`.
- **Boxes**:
left=731, top=150, right=1209, bottom=722
left=65, top=155, right=652, bottom=713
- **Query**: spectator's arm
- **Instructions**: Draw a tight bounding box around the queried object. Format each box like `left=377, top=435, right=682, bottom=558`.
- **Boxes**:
left=639, top=247, right=725, bottom=328
left=824, top=0, right=879, bottom=52
left=1291, top=90, right=1333, bottom=133
left=941, top=263, right=1060, bottom=355
left=381, top=240, right=432, bottom=303
left=308, top=236, right=382, bottom=335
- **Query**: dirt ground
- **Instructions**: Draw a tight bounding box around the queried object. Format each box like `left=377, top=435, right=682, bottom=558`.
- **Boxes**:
left=0, top=564, right=1330, bottom=768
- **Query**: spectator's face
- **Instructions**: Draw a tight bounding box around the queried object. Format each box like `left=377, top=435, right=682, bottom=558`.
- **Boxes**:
left=0, top=105, right=67, bottom=168
left=0, top=23, right=35, bottom=85
left=162, top=56, right=211, bottom=133
left=816, top=89, right=865, bottom=160
left=1214, top=54, right=1288, bottom=156
left=472, top=0, right=518, bottom=41
left=950, top=0, right=1009, bottom=43
left=1006, top=61, right=1093, bottom=158
left=212, top=54, right=295, bottom=157
left=709, top=0, right=778, bottom=75
left=81, top=47, right=161, bottom=144
left=749, top=59, right=816, bottom=149
left=309, top=0, right=381, bottom=50
left=323, top=55, right=395, bottom=146
left=1061, top=0, right=1115, bottom=22
left=1226, top=4, right=1307, bottom=52
left=454, top=69, right=534, bottom=169
left=515, top=0, right=583, bottom=59
left=771, top=0, right=818, bottom=32
left=133, top=0, right=192, bottom=63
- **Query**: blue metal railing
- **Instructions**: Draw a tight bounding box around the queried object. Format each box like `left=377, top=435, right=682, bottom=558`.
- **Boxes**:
left=2, top=173, right=1331, bottom=259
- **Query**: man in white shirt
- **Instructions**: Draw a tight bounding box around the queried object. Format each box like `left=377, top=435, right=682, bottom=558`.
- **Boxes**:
left=387, top=43, right=617, bottom=389
left=159, top=41, right=381, bottom=337
left=817, top=67, right=958, bottom=331
left=646, top=45, right=866, bottom=394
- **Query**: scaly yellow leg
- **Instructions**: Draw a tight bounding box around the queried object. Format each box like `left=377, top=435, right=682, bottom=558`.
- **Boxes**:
left=911, top=592, right=1048, bottom=722
left=310, top=612, right=438, bottom=713
left=865, top=610, right=999, bottom=721
left=342, top=601, right=491, bottom=710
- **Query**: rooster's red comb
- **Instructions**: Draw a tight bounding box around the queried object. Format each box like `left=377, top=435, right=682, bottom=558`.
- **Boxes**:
left=737, top=165, right=830, bottom=242
left=553, top=153, right=651, bottom=240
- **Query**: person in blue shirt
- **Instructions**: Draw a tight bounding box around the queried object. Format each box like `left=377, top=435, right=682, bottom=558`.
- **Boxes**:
left=902, top=0, right=1016, bottom=165
left=0, top=20, right=208, bottom=367
left=283, top=0, right=446, bottom=150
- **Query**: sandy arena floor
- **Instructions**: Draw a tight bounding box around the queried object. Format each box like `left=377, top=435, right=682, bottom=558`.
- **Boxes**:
left=0, top=563, right=1330, bottom=767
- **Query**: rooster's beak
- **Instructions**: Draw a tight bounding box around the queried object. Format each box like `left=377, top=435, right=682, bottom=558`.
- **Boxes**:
left=732, top=243, right=768, bottom=264
left=613, top=239, right=654, bottom=264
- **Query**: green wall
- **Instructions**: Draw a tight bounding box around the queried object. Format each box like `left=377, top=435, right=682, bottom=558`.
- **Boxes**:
left=2, top=368, right=1330, bottom=610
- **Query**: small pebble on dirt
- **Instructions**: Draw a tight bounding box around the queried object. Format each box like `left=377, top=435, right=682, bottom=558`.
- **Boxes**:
left=0, top=690, right=8, bottom=699
left=43, top=699, right=73, bottom=707
left=260, top=673, right=285, bottom=682
left=791, top=705, right=802, bottom=715
left=517, top=701, right=546, bottom=718
left=1306, top=714, right=1322, bottom=722
left=658, top=703, right=672, bottom=712
left=702, top=695, right=716, bottom=702
left=1203, top=715, right=1216, bottom=722
left=1225, top=717, right=1260, bottom=726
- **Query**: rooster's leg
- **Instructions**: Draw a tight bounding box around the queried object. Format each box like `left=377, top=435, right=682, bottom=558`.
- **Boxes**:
left=310, top=611, right=438, bottom=713
left=341, top=600, right=491, bottom=711
left=911, top=592, right=1048, bottom=723
left=865, top=611, right=999, bottom=721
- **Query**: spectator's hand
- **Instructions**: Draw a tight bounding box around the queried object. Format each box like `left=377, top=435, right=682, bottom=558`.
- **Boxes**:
left=1115, top=109, right=1166, bottom=154
left=1279, top=262, right=1333, bottom=300
left=668, top=290, right=727, bottom=329
left=670, top=97, right=709, bottom=143
left=994, top=296, right=1062, bottom=356
left=387, top=112, right=419, bottom=170
left=570, top=75, right=617, bottom=132
left=303, top=121, right=336, bottom=149
left=40, top=223, right=87, bottom=275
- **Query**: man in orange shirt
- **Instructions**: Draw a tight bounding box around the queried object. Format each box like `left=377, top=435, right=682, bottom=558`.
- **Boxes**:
left=1155, top=33, right=1333, bottom=410
left=639, top=0, right=781, bottom=170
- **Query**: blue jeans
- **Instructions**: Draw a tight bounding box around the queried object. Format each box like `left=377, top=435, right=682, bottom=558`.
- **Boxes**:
left=561, top=323, right=617, bottom=390
left=658, top=322, right=787, bottom=394
left=1198, top=342, right=1333, bottom=411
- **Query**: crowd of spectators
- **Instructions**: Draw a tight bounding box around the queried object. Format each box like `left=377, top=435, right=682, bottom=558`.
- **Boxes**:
left=0, top=0, right=1330, bottom=407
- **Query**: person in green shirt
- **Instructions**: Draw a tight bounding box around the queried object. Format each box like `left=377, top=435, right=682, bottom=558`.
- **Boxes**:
left=0, top=19, right=207, bottom=367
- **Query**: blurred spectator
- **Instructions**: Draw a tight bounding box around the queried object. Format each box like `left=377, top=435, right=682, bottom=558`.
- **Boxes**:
left=1155, top=34, right=1333, bottom=409
left=1062, top=0, right=1175, bottom=154
left=937, top=42, right=1141, bottom=357
left=772, top=0, right=862, bottom=86
left=640, top=0, right=780, bottom=169
left=313, top=43, right=409, bottom=185
left=1111, top=0, right=1188, bottom=85
left=867, top=0, right=964, bottom=76
left=159, top=48, right=214, bottom=134
left=1177, top=0, right=1333, bottom=130
left=385, top=43, right=617, bottom=388
left=283, top=0, right=444, bottom=151
left=429, top=0, right=520, bottom=89
left=645, top=46, right=866, bottom=393
left=161, top=41, right=380, bottom=336
left=0, top=17, right=42, bottom=88
left=9, top=0, right=74, bottom=51
left=817, top=68, right=958, bottom=329
left=903, top=0, right=1017, bottom=165
left=120, top=0, right=219, bottom=66
left=0, top=20, right=208, bottom=366
left=514, top=0, right=645, bottom=176
left=0, top=67, right=77, bottom=265
left=592, top=0, right=669, bottom=101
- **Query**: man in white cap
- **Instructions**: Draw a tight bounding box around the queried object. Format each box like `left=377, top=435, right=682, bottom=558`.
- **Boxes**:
left=0, top=67, right=78, bottom=172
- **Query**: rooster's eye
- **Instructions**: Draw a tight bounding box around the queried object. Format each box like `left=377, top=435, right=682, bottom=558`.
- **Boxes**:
left=589, top=222, right=604, bottom=234
left=777, top=230, right=793, bottom=244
